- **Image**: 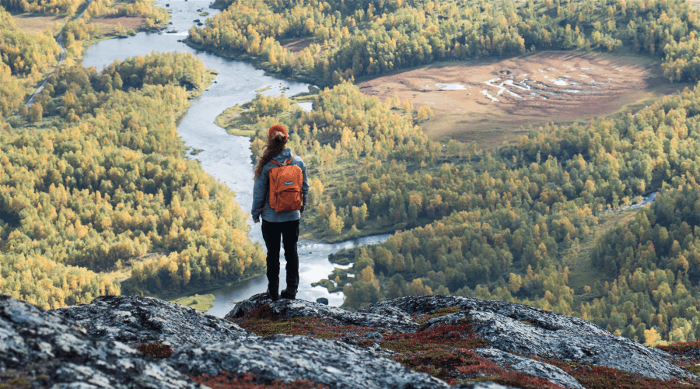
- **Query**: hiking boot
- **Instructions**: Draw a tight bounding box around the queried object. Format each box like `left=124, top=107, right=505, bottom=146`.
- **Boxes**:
left=280, top=288, right=296, bottom=300
left=266, top=288, right=279, bottom=301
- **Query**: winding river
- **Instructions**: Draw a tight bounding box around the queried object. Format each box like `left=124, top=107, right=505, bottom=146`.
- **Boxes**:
left=82, top=0, right=389, bottom=317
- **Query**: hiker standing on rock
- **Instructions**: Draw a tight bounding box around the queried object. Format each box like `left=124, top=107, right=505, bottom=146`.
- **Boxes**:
left=252, top=124, right=309, bottom=301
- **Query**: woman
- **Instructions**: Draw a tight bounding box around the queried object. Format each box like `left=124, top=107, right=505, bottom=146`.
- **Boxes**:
left=252, top=124, right=309, bottom=301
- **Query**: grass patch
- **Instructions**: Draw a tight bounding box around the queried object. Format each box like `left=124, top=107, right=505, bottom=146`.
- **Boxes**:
left=567, top=208, right=641, bottom=304
left=169, top=293, right=216, bottom=312
left=12, top=13, right=69, bottom=33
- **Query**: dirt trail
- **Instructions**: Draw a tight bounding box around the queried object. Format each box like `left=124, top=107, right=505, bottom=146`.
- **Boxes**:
left=25, top=0, right=94, bottom=108
left=357, top=51, right=688, bottom=149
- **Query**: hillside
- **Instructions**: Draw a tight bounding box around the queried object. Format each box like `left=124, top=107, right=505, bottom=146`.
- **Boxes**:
left=2, top=293, right=699, bottom=388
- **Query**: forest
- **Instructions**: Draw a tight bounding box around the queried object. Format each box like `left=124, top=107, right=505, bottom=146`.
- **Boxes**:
left=0, top=7, right=264, bottom=308
left=189, top=0, right=700, bottom=85
left=193, top=0, right=700, bottom=344
left=5, top=0, right=700, bottom=347
left=0, top=0, right=169, bottom=27
left=321, top=84, right=700, bottom=345
left=222, top=70, right=700, bottom=344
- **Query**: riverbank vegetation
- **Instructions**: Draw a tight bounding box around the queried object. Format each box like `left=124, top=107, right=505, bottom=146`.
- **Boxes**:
left=0, top=8, right=264, bottom=307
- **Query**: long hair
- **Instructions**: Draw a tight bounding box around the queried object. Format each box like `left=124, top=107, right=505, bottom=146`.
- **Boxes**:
left=254, top=133, right=288, bottom=179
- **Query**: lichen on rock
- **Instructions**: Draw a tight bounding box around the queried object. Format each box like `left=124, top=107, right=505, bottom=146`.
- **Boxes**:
left=54, top=295, right=252, bottom=347
left=0, top=295, right=202, bottom=388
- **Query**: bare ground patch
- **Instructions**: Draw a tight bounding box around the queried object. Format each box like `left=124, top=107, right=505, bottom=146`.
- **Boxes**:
left=87, top=15, right=145, bottom=35
left=281, top=37, right=315, bottom=53
left=356, top=51, right=689, bottom=149
left=12, top=13, right=69, bottom=33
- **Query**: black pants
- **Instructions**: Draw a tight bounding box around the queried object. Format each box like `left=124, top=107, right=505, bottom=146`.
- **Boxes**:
left=261, top=219, right=299, bottom=292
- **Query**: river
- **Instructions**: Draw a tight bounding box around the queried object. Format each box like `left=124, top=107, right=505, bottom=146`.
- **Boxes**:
left=82, top=0, right=389, bottom=317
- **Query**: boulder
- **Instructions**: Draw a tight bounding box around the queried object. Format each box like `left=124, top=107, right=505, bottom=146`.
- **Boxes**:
left=227, top=292, right=418, bottom=332
left=0, top=295, right=201, bottom=388
left=54, top=295, right=252, bottom=347
left=170, top=334, right=449, bottom=389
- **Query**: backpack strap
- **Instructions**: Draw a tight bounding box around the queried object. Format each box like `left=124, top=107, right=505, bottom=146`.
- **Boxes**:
left=271, top=153, right=294, bottom=166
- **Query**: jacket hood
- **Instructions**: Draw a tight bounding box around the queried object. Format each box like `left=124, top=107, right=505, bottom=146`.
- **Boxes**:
left=273, top=148, right=293, bottom=163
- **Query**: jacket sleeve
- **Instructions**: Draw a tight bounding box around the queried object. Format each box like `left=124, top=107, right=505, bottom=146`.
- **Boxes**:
left=251, top=164, right=268, bottom=219
left=301, top=159, right=309, bottom=212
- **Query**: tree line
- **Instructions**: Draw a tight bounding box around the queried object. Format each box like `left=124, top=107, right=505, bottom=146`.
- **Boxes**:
left=188, top=0, right=700, bottom=85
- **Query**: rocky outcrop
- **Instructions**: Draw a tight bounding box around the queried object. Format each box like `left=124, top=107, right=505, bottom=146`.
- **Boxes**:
left=474, top=348, right=585, bottom=389
left=2, top=293, right=698, bottom=388
left=226, top=292, right=419, bottom=332
left=0, top=295, right=201, bottom=388
left=468, top=309, right=686, bottom=381
left=54, top=295, right=250, bottom=347
left=366, top=295, right=696, bottom=382
left=170, top=334, right=448, bottom=388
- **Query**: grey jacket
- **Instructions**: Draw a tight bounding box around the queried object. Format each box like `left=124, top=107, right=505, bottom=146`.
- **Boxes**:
left=251, top=148, right=309, bottom=222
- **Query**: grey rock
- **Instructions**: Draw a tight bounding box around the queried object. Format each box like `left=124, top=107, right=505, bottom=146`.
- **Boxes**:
left=170, top=334, right=449, bottom=389
left=316, top=297, right=329, bottom=305
left=469, top=309, right=694, bottom=382
left=474, top=347, right=585, bottom=389
left=366, top=296, right=698, bottom=382
left=0, top=295, right=201, bottom=388
left=53, top=295, right=252, bottom=347
left=227, top=292, right=419, bottom=332
left=369, top=295, right=605, bottom=334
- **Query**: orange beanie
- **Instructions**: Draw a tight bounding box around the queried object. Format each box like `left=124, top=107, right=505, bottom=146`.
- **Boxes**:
left=268, top=124, right=288, bottom=140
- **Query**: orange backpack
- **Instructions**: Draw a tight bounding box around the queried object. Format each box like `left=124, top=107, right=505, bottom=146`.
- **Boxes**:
left=269, top=154, right=304, bottom=212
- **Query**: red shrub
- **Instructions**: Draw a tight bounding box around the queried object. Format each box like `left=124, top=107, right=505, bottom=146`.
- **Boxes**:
left=657, top=340, right=700, bottom=354
left=547, top=360, right=700, bottom=389
left=136, top=343, right=173, bottom=358
left=189, top=371, right=328, bottom=389
left=381, top=321, right=488, bottom=353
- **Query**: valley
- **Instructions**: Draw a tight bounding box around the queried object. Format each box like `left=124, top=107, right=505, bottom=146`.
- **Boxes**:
left=3, top=0, right=700, bottom=357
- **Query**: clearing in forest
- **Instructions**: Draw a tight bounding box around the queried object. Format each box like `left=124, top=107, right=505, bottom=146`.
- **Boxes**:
left=87, top=15, right=146, bottom=35
left=12, top=13, right=69, bottom=33
left=356, top=51, right=688, bottom=149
